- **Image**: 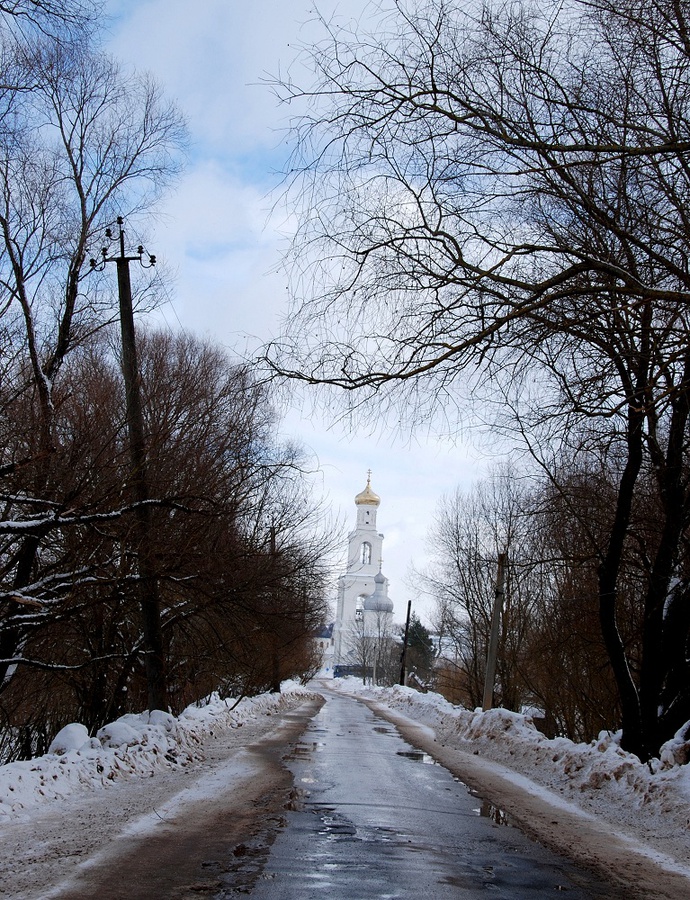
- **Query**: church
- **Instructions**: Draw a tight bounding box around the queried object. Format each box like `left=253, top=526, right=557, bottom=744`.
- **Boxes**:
left=332, top=473, right=394, bottom=666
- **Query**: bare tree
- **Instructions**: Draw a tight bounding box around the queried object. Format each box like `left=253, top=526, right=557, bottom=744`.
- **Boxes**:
left=0, top=328, right=337, bottom=759
left=0, top=34, right=185, bottom=702
left=0, top=1, right=96, bottom=30
left=418, top=467, right=538, bottom=711
left=346, top=606, right=396, bottom=685
left=421, top=463, right=637, bottom=740
left=346, top=614, right=376, bottom=684
left=266, top=0, right=690, bottom=761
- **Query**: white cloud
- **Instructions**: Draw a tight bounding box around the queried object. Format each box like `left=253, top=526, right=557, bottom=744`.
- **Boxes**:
left=107, top=0, right=374, bottom=155
left=139, top=158, right=290, bottom=342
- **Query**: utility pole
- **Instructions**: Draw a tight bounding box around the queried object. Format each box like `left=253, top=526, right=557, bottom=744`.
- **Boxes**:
left=399, top=599, right=412, bottom=686
left=482, top=551, right=508, bottom=712
left=91, top=218, right=167, bottom=712
left=269, top=525, right=282, bottom=693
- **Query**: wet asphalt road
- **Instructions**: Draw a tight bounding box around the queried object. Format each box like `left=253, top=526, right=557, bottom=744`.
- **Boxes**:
left=245, top=690, right=619, bottom=899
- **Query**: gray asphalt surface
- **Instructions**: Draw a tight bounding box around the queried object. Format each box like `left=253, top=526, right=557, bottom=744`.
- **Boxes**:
left=243, top=690, right=622, bottom=899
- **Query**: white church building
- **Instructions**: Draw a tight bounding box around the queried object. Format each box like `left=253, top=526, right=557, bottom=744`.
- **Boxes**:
left=333, top=473, right=394, bottom=666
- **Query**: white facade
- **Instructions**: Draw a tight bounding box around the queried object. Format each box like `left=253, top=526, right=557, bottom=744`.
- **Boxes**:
left=333, top=474, right=393, bottom=665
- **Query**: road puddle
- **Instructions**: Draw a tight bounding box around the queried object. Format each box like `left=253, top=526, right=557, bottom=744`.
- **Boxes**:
left=313, top=806, right=358, bottom=839
left=393, top=749, right=513, bottom=824
left=477, top=799, right=513, bottom=825
left=396, top=749, right=437, bottom=764
left=282, top=740, right=324, bottom=762
left=466, top=787, right=514, bottom=825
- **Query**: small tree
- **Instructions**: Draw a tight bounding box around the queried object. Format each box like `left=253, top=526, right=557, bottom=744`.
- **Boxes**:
left=403, top=613, right=434, bottom=686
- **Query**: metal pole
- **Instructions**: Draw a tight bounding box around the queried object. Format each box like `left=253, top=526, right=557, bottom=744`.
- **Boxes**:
left=399, top=599, right=412, bottom=686
left=482, top=551, right=507, bottom=712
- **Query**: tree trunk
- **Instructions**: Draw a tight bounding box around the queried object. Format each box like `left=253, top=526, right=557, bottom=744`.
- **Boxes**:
left=640, top=362, right=690, bottom=758
left=598, top=405, right=645, bottom=757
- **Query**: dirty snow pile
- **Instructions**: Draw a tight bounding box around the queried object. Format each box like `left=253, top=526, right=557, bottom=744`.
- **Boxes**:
left=0, top=682, right=313, bottom=822
left=331, top=679, right=690, bottom=859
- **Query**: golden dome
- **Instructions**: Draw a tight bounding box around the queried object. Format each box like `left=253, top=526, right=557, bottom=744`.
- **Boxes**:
left=355, top=473, right=380, bottom=506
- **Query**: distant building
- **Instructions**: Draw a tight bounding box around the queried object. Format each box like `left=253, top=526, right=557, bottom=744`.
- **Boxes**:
left=333, top=473, right=393, bottom=667
left=315, top=622, right=335, bottom=675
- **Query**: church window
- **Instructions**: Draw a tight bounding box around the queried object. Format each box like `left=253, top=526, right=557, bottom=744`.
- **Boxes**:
left=361, top=541, right=372, bottom=564
left=355, top=596, right=365, bottom=621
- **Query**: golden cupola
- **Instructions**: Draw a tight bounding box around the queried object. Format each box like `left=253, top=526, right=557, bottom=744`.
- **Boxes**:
left=355, top=473, right=380, bottom=507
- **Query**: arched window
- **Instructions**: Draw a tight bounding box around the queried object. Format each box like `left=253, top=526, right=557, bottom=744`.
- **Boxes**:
left=355, top=596, right=365, bottom=621
left=361, top=541, right=372, bottom=565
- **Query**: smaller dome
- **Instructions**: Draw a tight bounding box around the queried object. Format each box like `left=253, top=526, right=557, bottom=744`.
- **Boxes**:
left=355, top=473, right=380, bottom=507
left=364, top=569, right=393, bottom=613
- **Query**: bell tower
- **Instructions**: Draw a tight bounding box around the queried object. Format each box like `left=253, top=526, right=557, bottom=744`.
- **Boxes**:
left=333, top=473, right=392, bottom=666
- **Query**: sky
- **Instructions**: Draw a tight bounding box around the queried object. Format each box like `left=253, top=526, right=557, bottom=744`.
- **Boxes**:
left=104, top=0, right=489, bottom=624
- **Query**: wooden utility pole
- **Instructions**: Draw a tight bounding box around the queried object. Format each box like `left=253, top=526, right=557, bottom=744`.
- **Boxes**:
left=482, top=551, right=508, bottom=712
left=269, top=525, right=282, bottom=693
left=92, top=219, right=167, bottom=712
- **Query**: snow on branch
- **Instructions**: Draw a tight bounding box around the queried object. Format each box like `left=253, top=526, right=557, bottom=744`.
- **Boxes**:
left=0, top=498, right=182, bottom=536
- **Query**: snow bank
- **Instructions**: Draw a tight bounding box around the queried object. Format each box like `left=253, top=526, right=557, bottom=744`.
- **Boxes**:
left=0, top=681, right=314, bottom=822
left=330, top=679, right=690, bottom=846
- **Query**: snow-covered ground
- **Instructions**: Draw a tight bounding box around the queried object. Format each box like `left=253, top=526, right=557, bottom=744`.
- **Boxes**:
left=329, top=678, right=690, bottom=888
left=0, top=682, right=314, bottom=824
left=1, top=678, right=689, bottom=898
left=0, top=683, right=321, bottom=899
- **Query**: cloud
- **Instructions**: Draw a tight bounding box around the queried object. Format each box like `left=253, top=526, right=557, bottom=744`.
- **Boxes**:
left=107, top=0, right=374, bottom=157
left=144, top=159, right=291, bottom=344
